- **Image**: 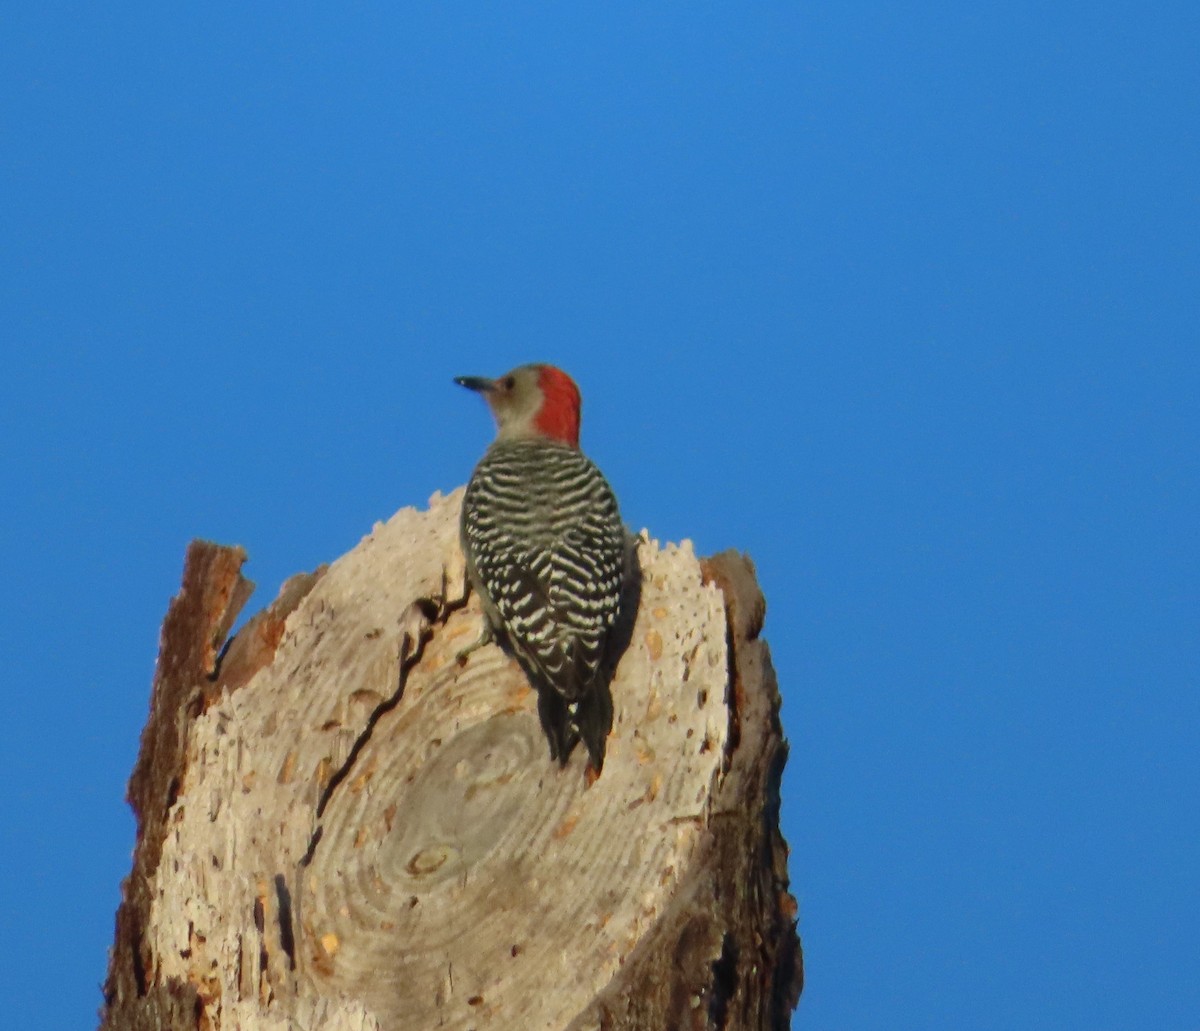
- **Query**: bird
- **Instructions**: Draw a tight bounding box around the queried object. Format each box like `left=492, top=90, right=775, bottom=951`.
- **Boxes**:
left=455, top=363, right=632, bottom=772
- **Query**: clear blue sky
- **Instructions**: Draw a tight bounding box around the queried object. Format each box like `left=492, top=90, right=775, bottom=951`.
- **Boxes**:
left=2, top=5, right=1196, bottom=1029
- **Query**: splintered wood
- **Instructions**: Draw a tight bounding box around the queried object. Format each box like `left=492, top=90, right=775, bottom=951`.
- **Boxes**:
left=142, top=488, right=739, bottom=1030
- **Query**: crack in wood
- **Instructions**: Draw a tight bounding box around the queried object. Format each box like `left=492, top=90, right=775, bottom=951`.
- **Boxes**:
left=302, top=584, right=467, bottom=866
left=252, top=895, right=269, bottom=996
left=708, top=931, right=738, bottom=1029
left=274, top=874, right=297, bottom=971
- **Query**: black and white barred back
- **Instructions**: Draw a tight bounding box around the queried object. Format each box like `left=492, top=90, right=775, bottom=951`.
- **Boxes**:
left=461, top=438, right=627, bottom=767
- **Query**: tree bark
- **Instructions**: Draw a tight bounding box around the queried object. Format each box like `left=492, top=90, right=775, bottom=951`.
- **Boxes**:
left=101, top=489, right=802, bottom=1030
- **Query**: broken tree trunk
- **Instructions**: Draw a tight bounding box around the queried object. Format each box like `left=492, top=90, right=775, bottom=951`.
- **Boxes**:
left=101, top=489, right=802, bottom=1030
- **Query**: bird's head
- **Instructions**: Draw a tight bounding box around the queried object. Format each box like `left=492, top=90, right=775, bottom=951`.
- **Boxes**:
left=455, top=363, right=582, bottom=446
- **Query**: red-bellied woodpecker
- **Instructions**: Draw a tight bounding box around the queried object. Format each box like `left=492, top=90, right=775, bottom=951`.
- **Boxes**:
left=455, top=363, right=632, bottom=772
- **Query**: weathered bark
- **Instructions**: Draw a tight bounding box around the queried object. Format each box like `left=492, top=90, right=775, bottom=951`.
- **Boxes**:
left=102, top=489, right=801, bottom=1030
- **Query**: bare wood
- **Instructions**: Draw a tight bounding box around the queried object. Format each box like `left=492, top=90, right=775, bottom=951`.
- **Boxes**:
left=102, top=490, right=801, bottom=1030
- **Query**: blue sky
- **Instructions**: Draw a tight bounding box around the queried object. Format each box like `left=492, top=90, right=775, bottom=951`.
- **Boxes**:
left=2, top=4, right=1197, bottom=1029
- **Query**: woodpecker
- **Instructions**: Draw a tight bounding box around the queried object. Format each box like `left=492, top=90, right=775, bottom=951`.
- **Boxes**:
left=455, top=363, right=630, bottom=772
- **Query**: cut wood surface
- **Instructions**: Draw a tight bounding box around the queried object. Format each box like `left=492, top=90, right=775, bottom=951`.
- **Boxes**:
left=102, top=488, right=801, bottom=1030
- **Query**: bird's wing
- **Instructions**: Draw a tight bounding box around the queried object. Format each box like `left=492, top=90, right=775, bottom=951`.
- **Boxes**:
left=477, top=524, right=621, bottom=701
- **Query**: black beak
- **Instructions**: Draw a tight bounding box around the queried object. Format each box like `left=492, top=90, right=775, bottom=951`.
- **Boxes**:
left=454, top=375, right=496, bottom=394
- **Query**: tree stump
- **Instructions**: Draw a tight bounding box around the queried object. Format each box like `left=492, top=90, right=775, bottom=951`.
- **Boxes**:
left=101, top=489, right=802, bottom=1030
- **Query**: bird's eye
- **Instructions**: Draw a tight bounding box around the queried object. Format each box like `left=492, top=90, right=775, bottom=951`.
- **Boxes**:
left=503, top=376, right=516, bottom=390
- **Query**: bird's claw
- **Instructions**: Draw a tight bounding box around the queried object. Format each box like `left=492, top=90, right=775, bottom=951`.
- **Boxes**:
left=456, top=622, right=494, bottom=665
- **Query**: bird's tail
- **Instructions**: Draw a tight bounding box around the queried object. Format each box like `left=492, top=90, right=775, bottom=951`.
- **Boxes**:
left=536, top=680, right=613, bottom=773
